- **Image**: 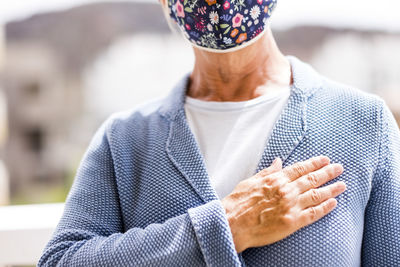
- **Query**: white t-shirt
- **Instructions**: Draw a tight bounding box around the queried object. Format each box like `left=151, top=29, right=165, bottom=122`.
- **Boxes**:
left=184, top=87, right=291, bottom=199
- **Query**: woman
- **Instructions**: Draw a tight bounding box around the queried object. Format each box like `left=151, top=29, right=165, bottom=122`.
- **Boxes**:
left=38, top=0, right=400, bottom=266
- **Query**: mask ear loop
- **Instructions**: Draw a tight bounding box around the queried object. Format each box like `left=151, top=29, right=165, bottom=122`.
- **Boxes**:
left=160, top=0, right=179, bottom=35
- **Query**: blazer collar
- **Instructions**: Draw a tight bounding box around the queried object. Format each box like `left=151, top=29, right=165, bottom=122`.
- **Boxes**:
left=158, top=55, right=323, bottom=120
left=161, top=55, right=323, bottom=202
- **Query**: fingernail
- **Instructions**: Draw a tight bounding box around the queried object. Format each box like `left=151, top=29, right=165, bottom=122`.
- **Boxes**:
left=319, top=156, right=330, bottom=164
left=337, top=181, right=347, bottom=191
left=329, top=198, right=338, bottom=208
left=334, top=164, right=344, bottom=174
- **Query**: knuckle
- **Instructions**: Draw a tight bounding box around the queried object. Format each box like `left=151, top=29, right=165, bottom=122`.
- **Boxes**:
left=269, top=177, right=283, bottom=190
left=261, top=184, right=272, bottom=195
left=277, top=187, right=290, bottom=201
left=308, top=207, right=318, bottom=221
left=326, top=166, right=335, bottom=177
left=293, top=163, right=307, bottom=176
left=307, top=173, right=319, bottom=188
left=276, top=188, right=293, bottom=213
left=322, top=200, right=331, bottom=213
left=280, top=214, right=295, bottom=227
left=310, top=189, right=321, bottom=203
left=310, top=158, right=319, bottom=169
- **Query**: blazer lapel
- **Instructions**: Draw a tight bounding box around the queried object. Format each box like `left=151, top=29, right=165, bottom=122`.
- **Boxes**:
left=159, top=55, right=323, bottom=202
left=166, top=109, right=218, bottom=202
left=161, top=74, right=218, bottom=203
left=254, top=55, right=323, bottom=173
left=253, top=87, right=308, bottom=174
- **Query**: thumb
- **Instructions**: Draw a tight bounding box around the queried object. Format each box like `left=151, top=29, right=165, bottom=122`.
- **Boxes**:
left=258, top=158, right=283, bottom=177
left=271, top=157, right=283, bottom=171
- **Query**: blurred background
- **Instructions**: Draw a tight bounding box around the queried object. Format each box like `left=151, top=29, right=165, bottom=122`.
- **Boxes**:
left=0, top=0, right=399, bottom=265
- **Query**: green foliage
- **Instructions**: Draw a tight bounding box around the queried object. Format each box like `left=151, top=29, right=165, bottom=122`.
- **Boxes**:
left=10, top=164, right=77, bottom=205
left=10, top=184, right=69, bottom=205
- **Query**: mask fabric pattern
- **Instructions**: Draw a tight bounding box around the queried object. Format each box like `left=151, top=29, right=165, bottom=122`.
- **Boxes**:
left=166, top=0, right=278, bottom=52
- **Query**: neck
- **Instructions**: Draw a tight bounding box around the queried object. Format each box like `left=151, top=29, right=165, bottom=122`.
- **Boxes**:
left=187, top=26, right=293, bottom=102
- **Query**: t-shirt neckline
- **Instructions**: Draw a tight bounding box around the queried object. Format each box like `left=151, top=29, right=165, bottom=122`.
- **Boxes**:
left=185, top=86, right=292, bottom=112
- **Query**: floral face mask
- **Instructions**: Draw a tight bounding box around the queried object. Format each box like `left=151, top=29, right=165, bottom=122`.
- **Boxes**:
left=163, top=0, right=278, bottom=53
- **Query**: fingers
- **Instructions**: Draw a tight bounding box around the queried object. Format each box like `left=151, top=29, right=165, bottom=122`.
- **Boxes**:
left=298, top=181, right=346, bottom=209
left=282, top=156, right=330, bottom=182
left=293, top=163, right=344, bottom=194
left=299, top=198, right=338, bottom=227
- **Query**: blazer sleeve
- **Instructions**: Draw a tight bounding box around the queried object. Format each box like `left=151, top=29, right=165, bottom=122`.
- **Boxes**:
left=361, top=100, right=400, bottom=266
left=37, top=117, right=242, bottom=267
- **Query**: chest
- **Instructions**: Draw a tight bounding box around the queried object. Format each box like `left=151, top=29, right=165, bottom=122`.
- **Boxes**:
left=242, top=205, right=365, bottom=267
left=116, top=102, right=375, bottom=266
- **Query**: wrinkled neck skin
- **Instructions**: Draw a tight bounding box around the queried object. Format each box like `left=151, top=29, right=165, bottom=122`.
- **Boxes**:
left=187, top=26, right=293, bottom=102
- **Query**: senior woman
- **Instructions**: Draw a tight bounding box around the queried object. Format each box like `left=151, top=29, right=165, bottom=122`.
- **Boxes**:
left=38, top=0, right=400, bottom=266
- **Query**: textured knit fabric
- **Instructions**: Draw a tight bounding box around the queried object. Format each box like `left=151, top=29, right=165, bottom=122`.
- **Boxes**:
left=184, top=87, right=290, bottom=199
left=38, top=55, right=400, bottom=267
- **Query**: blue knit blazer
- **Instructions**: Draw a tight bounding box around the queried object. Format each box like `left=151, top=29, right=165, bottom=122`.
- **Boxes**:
left=38, top=55, right=400, bottom=266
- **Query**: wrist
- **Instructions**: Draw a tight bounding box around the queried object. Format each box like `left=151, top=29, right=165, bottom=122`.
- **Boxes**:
left=233, top=233, right=248, bottom=253
left=223, top=210, right=248, bottom=253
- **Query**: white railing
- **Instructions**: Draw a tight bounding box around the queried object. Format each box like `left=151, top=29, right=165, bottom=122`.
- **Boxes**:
left=0, top=203, right=64, bottom=266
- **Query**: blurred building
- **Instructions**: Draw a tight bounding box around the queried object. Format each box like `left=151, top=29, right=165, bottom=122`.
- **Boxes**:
left=0, top=24, right=10, bottom=205
left=4, top=42, right=83, bottom=194
left=311, top=33, right=400, bottom=116
left=2, top=2, right=400, bottom=202
left=3, top=2, right=171, bottom=199
left=0, top=25, right=4, bottom=71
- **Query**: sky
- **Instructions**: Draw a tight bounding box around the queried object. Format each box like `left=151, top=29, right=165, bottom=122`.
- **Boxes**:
left=0, top=0, right=400, bottom=32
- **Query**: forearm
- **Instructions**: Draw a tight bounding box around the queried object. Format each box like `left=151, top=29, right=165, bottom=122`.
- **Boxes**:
left=39, top=213, right=202, bottom=266
left=38, top=200, right=241, bottom=267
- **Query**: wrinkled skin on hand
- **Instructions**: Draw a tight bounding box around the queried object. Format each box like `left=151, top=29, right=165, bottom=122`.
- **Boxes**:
left=222, top=156, right=346, bottom=253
